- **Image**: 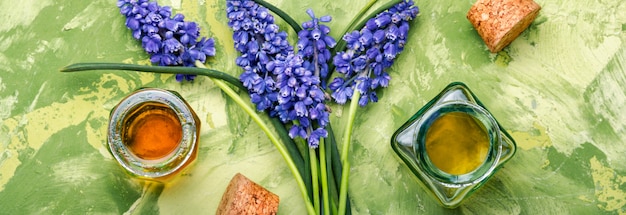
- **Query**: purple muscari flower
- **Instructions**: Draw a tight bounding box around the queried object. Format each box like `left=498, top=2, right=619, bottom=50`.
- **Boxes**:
left=182, top=37, right=216, bottom=66
left=179, top=21, right=200, bottom=44
left=227, top=1, right=332, bottom=148
left=117, top=0, right=216, bottom=81
left=141, top=34, right=161, bottom=53
left=227, top=0, right=291, bottom=114
left=330, top=0, right=418, bottom=106
left=307, top=128, right=328, bottom=148
left=151, top=52, right=177, bottom=66
left=271, top=54, right=330, bottom=147
left=163, top=31, right=183, bottom=53
left=343, top=31, right=362, bottom=51
left=297, top=9, right=336, bottom=88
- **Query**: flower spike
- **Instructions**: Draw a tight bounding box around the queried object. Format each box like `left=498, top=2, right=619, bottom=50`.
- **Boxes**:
left=117, top=0, right=216, bottom=81
left=330, top=0, right=419, bottom=106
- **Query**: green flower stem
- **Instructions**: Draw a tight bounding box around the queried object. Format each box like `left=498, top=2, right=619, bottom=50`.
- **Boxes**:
left=309, top=148, right=320, bottom=215
left=338, top=161, right=351, bottom=215
left=253, top=0, right=303, bottom=33
left=319, top=139, right=331, bottom=215
left=338, top=87, right=361, bottom=215
left=195, top=62, right=315, bottom=215
left=219, top=85, right=315, bottom=214
left=270, top=117, right=312, bottom=198
left=300, top=138, right=314, bottom=203
left=326, top=124, right=352, bottom=215
left=325, top=135, right=340, bottom=215
left=61, top=62, right=245, bottom=91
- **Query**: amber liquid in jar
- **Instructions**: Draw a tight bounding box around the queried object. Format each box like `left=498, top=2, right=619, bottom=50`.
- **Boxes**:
left=122, top=103, right=183, bottom=160
left=425, top=112, right=490, bottom=175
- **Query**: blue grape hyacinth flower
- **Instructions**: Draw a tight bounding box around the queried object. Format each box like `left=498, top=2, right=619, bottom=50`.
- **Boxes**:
left=297, top=9, right=337, bottom=88
left=268, top=53, right=329, bottom=148
left=227, top=0, right=292, bottom=114
left=227, top=1, right=330, bottom=148
left=117, top=0, right=216, bottom=81
left=330, top=0, right=419, bottom=106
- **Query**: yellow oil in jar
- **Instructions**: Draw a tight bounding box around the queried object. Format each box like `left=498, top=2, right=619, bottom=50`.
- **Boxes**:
left=425, top=112, right=490, bottom=175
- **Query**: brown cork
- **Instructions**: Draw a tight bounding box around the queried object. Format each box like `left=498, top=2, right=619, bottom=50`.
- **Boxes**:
left=216, top=173, right=280, bottom=215
left=467, top=0, right=541, bottom=52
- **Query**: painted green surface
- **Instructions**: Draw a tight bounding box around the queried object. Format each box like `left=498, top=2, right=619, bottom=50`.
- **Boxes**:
left=1, top=0, right=625, bottom=214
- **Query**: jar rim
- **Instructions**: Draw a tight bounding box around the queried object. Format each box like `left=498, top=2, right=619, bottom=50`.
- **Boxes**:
left=413, top=100, right=502, bottom=185
left=108, top=88, right=199, bottom=179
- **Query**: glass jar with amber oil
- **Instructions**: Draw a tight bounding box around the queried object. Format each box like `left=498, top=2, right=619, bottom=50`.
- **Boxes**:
left=108, top=88, right=200, bottom=182
left=391, top=82, right=516, bottom=208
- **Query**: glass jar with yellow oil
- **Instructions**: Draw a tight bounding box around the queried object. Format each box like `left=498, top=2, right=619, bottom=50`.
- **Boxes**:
left=391, top=82, right=516, bottom=208
left=108, top=88, right=200, bottom=182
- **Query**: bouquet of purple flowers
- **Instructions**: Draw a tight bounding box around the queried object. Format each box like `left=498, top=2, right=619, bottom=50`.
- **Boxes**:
left=64, top=0, right=418, bottom=214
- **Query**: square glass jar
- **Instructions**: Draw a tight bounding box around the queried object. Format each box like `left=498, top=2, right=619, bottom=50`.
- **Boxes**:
left=391, top=82, right=516, bottom=208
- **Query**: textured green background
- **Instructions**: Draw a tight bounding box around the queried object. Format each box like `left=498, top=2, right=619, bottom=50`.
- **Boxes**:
left=1, top=0, right=625, bottom=214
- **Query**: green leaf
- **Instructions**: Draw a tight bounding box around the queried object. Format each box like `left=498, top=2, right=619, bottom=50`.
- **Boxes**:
left=60, top=63, right=246, bottom=91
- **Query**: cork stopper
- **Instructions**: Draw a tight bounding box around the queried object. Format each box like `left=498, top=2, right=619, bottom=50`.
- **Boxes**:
left=216, top=173, right=280, bottom=215
left=467, top=0, right=541, bottom=52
